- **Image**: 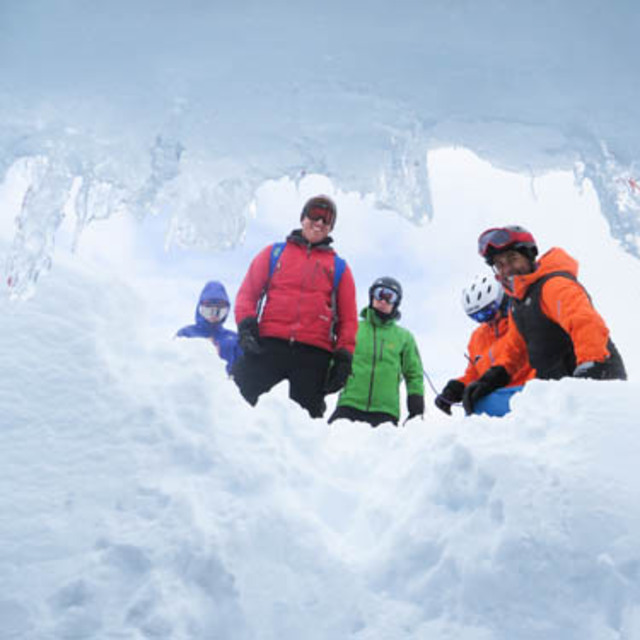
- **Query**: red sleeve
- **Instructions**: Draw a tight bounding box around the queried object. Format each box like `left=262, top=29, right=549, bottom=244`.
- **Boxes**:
left=334, top=263, right=358, bottom=354
left=234, top=245, right=272, bottom=324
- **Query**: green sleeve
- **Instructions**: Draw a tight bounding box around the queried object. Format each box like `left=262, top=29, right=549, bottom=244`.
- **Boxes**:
left=402, top=331, right=425, bottom=396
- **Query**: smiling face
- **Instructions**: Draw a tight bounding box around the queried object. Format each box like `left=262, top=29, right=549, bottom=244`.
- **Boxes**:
left=301, top=213, right=332, bottom=244
left=369, top=282, right=400, bottom=318
left=371, top=297, right=394, bottom=315
left=492, top=249, right=534, bottom=280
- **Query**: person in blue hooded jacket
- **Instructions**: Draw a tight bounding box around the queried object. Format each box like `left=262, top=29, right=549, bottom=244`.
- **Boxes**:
left=176, top=281, right=242, bottom=375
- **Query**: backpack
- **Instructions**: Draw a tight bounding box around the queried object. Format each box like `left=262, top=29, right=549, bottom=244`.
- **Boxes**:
left=258, top=241, right=347, bottom=339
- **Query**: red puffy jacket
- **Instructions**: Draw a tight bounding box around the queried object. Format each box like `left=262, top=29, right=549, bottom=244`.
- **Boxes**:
left=235, top=231, right=358, bottom=354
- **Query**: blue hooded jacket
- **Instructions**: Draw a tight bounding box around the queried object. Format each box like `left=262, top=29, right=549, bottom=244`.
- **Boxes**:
left=176, top=281, right=242, bottom=374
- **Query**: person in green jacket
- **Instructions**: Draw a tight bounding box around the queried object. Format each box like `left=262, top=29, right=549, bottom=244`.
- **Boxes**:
left=328, top=277, right=425, bottom=427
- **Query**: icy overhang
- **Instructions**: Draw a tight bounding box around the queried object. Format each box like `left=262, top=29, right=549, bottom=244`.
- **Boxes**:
left=1, top=0, right=639, bottom=296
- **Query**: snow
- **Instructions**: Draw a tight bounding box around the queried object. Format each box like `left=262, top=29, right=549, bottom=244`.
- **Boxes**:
left=2, top=1, right=640, bottom=638
left=1, top=267, right=639, bottom=639
left=2, top=162, right=640, bottom=637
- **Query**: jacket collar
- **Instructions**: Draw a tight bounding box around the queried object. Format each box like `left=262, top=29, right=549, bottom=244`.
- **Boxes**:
left=508, top=247, right=579, bottom=300
left=287, top=229, right=334, bottom=250
left=361, top=306, right=398, bottom=326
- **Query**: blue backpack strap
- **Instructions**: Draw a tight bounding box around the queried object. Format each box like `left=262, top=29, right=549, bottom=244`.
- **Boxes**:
left=333, top=255, right=346, bottom=289
left=269, top=242, right=286, bottom=279
left=329, top=254, right=347, bottom=342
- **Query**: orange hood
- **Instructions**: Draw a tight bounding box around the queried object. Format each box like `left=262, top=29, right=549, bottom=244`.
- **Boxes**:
left=508, top=247, right=579, bottom=300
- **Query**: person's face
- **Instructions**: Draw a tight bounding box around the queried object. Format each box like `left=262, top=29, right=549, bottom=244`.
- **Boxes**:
left=370, top=284, right=399, bottom=315
left=372, top=297, right=394, bottom=314
left=492, top=250, right=533, bottom=280
left=301, top=212, right=332, bottom=243
left=199, top=300, right=229, bottom=324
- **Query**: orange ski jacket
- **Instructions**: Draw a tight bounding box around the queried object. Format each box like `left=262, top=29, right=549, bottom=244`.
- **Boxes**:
left=458, top=314, right=535, bottom=387
left=497, top=247, right=612, bottom=378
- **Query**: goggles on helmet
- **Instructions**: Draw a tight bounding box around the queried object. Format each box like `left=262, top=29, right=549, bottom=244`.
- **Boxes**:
left=469, top=300, right=501, bottom=323
left=199, top=301, right=229, bottom=323
left=372, top=286, right=400, bottom=305
left=478, top=226, right=535, bottom=259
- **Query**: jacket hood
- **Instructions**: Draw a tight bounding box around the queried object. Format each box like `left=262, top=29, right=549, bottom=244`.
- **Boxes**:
left=509, top=247, right=578, bottom=300
left=197, top=281, right=230, bottom=308
left=176, top=280, right=230, bottom=339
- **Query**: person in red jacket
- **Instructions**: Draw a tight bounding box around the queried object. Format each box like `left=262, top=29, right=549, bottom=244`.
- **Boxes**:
left=435, top=274, right=535, bottom=417
left=463, top=225, right=627, bottom=415
left=233, top=195, right=359, bottom=418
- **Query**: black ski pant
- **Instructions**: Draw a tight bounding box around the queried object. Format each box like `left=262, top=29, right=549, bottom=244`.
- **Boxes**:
left=328, top=404, right=398, bottom=427
left=232, top=338, right=332, bottom=418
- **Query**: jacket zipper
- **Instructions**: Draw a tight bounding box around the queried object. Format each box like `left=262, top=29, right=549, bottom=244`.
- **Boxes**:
left=291, top=245, right=313, bottom=344
left=367, top=325, right=378, bottom=410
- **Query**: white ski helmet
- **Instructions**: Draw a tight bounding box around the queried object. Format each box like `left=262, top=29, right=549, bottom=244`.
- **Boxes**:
left=461, top=274, right=505, bottom=323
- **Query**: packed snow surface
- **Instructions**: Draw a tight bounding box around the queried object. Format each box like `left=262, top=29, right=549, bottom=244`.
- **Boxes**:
left=1, top=254, right=639, bottom=639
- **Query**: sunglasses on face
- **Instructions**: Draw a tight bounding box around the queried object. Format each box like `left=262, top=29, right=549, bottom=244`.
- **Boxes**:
left=305, top=206, right=333, bottom=226
left=372, top=286, right=399, bottom=305
left=199, top=301, right=229, bottom=322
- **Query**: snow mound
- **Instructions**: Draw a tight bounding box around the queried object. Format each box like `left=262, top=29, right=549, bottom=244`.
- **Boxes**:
left=1, top=251, right=639, bottom=639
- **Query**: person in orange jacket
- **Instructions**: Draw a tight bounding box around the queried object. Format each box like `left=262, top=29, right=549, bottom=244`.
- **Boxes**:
left=435, top=274, right=534, bottom=417
left=462, top=225, right=626, bottom=415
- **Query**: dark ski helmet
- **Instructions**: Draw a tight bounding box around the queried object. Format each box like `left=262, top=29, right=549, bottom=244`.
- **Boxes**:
left=301, top=195, right=337, bottom=230
left=478, top=225, right=538, bottom=266
left=369, top=276, right=403, bottom=313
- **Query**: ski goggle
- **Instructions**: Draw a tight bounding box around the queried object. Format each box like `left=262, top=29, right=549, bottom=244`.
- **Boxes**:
left=305, top=206, right=334, bottom=226
left=468, top=300, right=501, bottom=323
left=372, top=286, right=399, bottom=305
left=478, top=226, right=534, bottom=258
left=199, top=301, right=229, bottom=323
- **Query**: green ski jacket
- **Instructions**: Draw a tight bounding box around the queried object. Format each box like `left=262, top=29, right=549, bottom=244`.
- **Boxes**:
left=337, top=307, right=424, bottom=419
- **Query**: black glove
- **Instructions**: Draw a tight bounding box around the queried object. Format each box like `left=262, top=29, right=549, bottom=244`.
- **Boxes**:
left=573, top=360, right=613, bottom=380
left=406, top=394, right=425, bottom=422
left=434, top=379, right=465, bottom=416
left=237, top=317, right=263, bottom=356
left=324, top=349, right=353, bottom=394
left=462, top=366, right=510, bottom=416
